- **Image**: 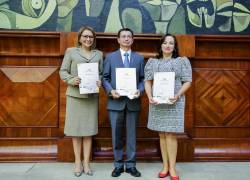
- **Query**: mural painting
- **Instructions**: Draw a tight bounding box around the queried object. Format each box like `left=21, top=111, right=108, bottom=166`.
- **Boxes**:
left=0, top=0, right=249, bottom=34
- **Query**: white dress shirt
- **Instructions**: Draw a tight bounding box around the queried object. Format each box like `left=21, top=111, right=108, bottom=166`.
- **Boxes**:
left=120, top=48, right=131, bottom=64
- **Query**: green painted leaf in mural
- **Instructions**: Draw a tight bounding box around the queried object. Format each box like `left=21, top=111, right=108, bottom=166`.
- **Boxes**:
left=168, top=5, right=186, bottom=34
left=186, top=0, right=216, bottom=28
left=105, top=0, right=122, bottom=32
left=89, top=0, right=105, bottom=17
left=22, top=0, right=46, bottom=17
left=217, top=1, right=250, bottom=32
left=122, top=8, right=142, bottom=33
left=139, top=0, right=179, bottom=33
left=57, top=0, right=78, bottom=17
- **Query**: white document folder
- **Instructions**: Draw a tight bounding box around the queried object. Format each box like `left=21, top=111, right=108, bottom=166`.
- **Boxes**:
left=116, top=68, right=137, bottom=97
left=78, top=63, right=99, bottom=94
left=153, top=72, right=175, bottom=104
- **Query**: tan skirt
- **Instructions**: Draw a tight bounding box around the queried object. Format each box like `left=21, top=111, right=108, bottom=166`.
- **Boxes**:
left=64, top=95, right=98, bottom=136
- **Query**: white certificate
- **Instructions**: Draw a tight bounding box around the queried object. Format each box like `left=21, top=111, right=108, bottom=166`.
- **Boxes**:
left=77, top=63, right=99, bottom=94
left=116, top=68, right=137, bottom=97
left=153, top=72, right=175, bottom=104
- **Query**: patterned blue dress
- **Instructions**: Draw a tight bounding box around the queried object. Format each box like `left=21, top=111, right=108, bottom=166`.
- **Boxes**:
left=144, top=57, right=192, bottom=133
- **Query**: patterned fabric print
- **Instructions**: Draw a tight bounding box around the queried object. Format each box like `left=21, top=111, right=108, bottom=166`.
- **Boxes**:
left=144, top=57, right=192, bottom=133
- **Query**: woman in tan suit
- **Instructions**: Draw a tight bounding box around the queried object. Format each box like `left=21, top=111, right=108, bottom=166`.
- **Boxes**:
left=59, top=26, right=103, bottom=177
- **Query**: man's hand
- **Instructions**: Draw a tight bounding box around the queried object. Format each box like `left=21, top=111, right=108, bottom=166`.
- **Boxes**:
left=111, top=90, right=120, bottom=99
left=134, top=90, right=140, bottom=98
left=128, top=90, right=141, bottom=99
left=96, top=80, right=102, bottom=88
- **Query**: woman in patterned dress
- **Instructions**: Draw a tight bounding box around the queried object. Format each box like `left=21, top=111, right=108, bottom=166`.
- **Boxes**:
left=60, top=26, right=103, bottom=177
left=144, top=34, right=192, bottom=180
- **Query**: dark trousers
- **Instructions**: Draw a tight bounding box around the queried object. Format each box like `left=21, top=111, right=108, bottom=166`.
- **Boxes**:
left=109, top=107, right=139, bottom=169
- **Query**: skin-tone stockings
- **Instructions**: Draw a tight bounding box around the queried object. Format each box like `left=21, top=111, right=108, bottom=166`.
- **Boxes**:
left=159, top=132, right=178, bottom=177
left=72, top=136, right=92, bottom=173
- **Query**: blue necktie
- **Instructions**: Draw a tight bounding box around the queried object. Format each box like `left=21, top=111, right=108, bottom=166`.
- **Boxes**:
left=123, top=52, right=130, bottom=68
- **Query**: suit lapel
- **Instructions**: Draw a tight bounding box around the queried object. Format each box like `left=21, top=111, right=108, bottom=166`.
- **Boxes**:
left=76, top=48, right=97, bottom=63
left=115, top=50, right=124, bottom=67
left=129, top=52, right=136, bottom=68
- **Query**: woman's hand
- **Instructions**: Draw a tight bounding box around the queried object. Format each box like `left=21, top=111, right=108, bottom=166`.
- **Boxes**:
left=169, top=81, right=191, bottom=103
left=169, top=95, right=179, bottom=104
left=73, top=77, right=81, bottom=86
left=148, top=97, right=159, bottom=105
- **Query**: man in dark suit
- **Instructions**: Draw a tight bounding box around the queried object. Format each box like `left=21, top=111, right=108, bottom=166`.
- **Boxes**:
left=103, top=28, right=144, bottom=177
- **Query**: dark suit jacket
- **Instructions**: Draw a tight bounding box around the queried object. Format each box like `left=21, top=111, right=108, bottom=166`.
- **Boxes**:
left=102, top=50, right=145, bottom=111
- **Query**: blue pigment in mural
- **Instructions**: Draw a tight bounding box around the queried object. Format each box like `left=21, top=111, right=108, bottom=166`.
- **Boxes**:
left=0, top=0, right=249, bottom=34
left=185, top=0, right=250, bottom=34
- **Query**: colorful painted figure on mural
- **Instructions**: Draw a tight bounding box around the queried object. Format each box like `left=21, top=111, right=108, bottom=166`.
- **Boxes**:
left=0, top=0, right=250, bottom=34
left=139, top=0, right=185, bottom=34
left=185, top=0, right=250, bottom=34
left=71, top=0, right=155, bottom=33
left=0, top=0, right=58, bottom=30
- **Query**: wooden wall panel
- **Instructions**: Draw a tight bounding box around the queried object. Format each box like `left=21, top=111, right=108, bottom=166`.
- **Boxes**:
left=194, top=139, right=250, bottom=161
left=0, top=139, right=57, bottom=162
left=90, top=34, right=194, bottom=161
left=192, top=35, right=250, bottom=161
left=0, top=33, right=60, bottom=56
left=194, top=69, right=249, bottom=127
left=195, top=36, right=250, bottom=58
left=0, top=31, right=63, bottom=161
left=1, top=31, right=250, bottom=162
left=0, top=67, right=59, bottom=127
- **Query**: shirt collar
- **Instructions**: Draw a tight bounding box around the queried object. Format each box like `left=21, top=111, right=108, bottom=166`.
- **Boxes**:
left=120, top=48, right=131, bottom=57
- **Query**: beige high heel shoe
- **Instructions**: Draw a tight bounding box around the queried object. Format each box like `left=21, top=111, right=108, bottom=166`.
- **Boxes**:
left=83, top=164, right=93, bottom=176
left=74, top=162, right=83, bottom=177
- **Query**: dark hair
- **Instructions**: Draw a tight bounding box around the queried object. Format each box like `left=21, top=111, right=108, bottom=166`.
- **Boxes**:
left=77, top=26, right=96, bottom=49
left=117, top=28, right=134, bottom=38
left=157, top=33, right=179, bottom=59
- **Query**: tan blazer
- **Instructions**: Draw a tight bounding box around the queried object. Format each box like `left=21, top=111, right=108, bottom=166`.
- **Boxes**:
left=59, top=47, right=103, bottom=98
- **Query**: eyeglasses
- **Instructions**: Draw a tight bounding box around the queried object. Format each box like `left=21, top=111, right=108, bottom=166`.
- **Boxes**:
left=119, top=35, right=132, bottom=39
left=81, top=35, right=94, bottom=39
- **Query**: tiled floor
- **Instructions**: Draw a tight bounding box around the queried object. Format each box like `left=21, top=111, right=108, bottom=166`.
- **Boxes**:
left=0, top=162, right=249, bottom=180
